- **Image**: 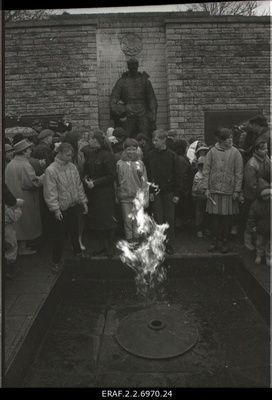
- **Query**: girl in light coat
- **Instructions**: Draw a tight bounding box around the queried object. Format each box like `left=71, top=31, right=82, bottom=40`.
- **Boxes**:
left=116, top=138, right=149, bottom=242
left=202, top=127, right=243, bottom=253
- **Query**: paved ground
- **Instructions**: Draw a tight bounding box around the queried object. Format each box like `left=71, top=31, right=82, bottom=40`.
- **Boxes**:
left=3, top=225, right=271, bottom=387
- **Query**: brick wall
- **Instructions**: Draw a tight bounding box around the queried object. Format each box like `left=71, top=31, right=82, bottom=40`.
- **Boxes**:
left=5, top=20, right=99, bottom=133
left=165, top=16, right=270, bottom=141
left=4, top=13, right=270, bottom=140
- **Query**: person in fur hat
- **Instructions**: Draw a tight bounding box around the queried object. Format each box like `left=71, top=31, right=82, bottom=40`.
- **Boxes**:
left=247, top=178, right=271, bottom=267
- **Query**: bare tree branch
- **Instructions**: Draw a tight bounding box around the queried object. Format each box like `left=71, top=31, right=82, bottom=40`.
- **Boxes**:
left=185, top=1, right=265, bottom=16
left=4, top=9, right=63, bottom=22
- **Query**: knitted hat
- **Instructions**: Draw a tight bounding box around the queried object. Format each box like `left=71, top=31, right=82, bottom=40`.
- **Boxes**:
left=136, top=133, right=150, bottom=142
left=113, top=127, right=128, bottom=139
left=38, top=129, right=54, bottom=140
left=173, top=139, right=188, bottom=155
left=167, top=129, right=178, bottom=138
left=249, top=115, right=268, bottom=127
left=195, top=144, right=209, bottom=155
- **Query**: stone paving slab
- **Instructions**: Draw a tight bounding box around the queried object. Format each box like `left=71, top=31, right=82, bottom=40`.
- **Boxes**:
left=3, top=228, right=270, bottom=387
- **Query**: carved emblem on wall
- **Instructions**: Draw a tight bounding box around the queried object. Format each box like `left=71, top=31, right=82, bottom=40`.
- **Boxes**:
left=120, top=33, right=143, bottom=56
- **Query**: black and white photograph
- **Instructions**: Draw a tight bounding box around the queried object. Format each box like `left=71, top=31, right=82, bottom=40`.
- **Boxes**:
left=2, top=1, right=271, bottom=389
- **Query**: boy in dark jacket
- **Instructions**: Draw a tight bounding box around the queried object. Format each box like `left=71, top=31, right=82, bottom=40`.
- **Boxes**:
left=247, top=178, right=271, bottom=267
left=143, top=129, right=182, bottom=254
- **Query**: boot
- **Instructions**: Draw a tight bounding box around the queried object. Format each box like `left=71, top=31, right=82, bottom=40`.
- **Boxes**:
left=105, top=230, right=115, bottom=258
left=244, top=232, right=255, bottom=251
left=231, top=225, right=238, bottom=235
left=221, top=240, right=230, bottom=254
left=208, top=238, right=218, bottom=252
left=18, top=241, right=37, bottom=256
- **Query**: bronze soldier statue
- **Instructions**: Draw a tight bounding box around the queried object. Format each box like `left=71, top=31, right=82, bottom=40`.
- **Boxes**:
left=109, top=58, right=158, bottom=139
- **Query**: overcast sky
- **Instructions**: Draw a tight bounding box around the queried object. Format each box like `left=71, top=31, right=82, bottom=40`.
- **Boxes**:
left=64, top=2, right=271, bottom=15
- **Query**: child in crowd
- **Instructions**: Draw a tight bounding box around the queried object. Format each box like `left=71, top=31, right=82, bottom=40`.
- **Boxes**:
left=5, top=193, right=24, bottom=278
left=173, top=139, right=195, bottom=230
left=191, top=143, right=210, bottom=174
left=243, top=140, right=271, bottom=251
left=144, top=129, right=182, bottom=255
left=247, top=179, right=271, bottom=267
left=136, top=133, right=153, bottom=156
left=116, top=138, right=149, bottom=243
left=203, top=127, right=244, bottom=253
left=192, top=156, right=208, bottom=238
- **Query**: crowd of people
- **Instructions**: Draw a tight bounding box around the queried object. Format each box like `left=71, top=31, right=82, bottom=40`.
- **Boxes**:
left=4, top=114, right=271, bottom=279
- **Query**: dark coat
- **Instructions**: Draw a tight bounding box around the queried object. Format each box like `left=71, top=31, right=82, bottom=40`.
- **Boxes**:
left=178, top=154, right=194, bottom=195
left=143, top=147, right=182, bottom=197
left=29, top=157, right=45, bottom=176
left=32, top=141, right=54, bottom=169
left=247, top=179, right=270, bottom=236
left=83, top=148, right=117, bottom=230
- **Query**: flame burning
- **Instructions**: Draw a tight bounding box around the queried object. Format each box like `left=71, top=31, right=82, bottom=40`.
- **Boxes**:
left=116, top=185, right=169, bottom=299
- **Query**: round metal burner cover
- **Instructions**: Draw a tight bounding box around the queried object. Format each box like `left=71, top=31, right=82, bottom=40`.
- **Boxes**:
left=115, top=305, right=198, bottom=359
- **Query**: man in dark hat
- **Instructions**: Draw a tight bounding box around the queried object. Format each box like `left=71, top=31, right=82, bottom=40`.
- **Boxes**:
left=109, top=58, right=158, bottom=139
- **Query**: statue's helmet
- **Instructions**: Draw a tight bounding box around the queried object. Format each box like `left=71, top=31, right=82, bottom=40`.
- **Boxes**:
left=127, top=58, right=139, bottom=66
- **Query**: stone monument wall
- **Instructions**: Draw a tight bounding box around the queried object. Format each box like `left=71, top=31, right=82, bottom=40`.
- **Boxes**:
left=4, top=12, right=270, bottom=141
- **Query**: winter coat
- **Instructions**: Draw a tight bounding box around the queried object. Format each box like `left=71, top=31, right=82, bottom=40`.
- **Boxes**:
left=177, top=154, right=194, bottom=195
left=243, top=152, right=271, bottom=201
left=116, top=149, right=149, bottom=205
left=192, top=170, right=206, bottom=199
left=5, top=155, right=43, bottom=240
left=202, top=143, right=243, bottom=195
left=5, top=205, right=22, bottom=262
left=29, top=157, right=45, bottom=176
left=84, top=147, right=117, bottom=230
left=253, top=127, right=270, bottom=148
left=72, top=150, right=85, bottom=178
left=32, top=141, right=54, bottom=169
left=143, top=147, right=182, bottom=197
left=247, top=179, right=270, bottom=236
left=43, top=155, right=87, bottom=213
